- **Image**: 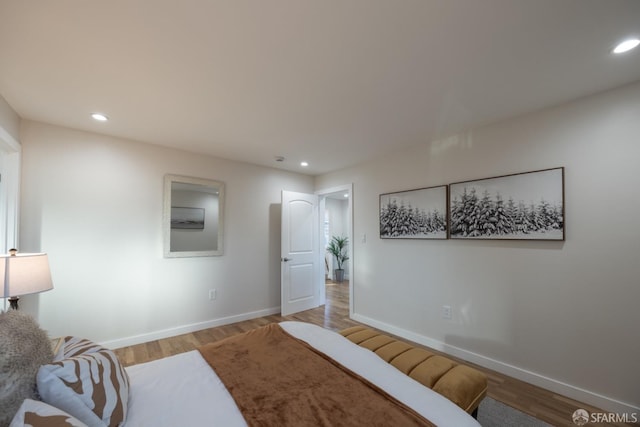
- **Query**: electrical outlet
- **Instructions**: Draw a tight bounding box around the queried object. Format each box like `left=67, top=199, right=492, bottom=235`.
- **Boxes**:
left=442, top=305, right=452, bottom=320
left=209, top=289, right=217, bottom=300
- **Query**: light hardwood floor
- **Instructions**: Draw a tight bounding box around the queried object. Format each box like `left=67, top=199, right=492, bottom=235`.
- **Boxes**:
left=115, top=281, right=635, bottom=427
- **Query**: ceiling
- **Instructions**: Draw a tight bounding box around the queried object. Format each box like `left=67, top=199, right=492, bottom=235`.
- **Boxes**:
left=1, top=1, right=639, bottom=176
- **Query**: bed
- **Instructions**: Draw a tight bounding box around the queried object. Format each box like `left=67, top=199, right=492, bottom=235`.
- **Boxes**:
left=3, top=312, right=480, bottom=427
left=124, top=321, right=480, bottom=427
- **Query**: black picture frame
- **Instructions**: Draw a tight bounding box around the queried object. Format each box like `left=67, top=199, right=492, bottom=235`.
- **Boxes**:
left=379, top=185, right=448, bottom=239
left=448, top=167, right=564, bottom=240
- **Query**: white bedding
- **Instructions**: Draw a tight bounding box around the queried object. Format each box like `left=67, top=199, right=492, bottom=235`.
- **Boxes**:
left=124, top=321, right=480, bottom=427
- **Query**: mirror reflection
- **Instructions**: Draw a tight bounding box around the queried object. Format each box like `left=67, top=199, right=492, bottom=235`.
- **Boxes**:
left=163, top=174, right=224, bottom=257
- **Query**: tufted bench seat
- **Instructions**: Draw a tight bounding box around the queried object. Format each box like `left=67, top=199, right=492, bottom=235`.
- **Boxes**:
left=340, top=325, right=487, bottom=417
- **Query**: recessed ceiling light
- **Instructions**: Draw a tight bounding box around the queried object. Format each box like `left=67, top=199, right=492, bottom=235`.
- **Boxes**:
left=613, top=38, right=640, bottom=54
left=300, top=161, right=309, bottom=167
left=91, top=113, right=109, bottom=121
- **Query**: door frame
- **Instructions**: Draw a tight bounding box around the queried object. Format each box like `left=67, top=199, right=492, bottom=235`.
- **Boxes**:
left=0, top=126, right=21, bottom=312
left=0, top=126, right=20, bottom=255
left=315, top=184, right=353, bottom=317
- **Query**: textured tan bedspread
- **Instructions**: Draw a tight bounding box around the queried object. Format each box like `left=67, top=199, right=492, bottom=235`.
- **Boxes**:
left=198, top=323, right=434, bottom=427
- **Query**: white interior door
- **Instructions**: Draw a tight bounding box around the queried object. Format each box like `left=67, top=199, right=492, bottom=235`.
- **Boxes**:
left=281, top=190, right=320, bottom=316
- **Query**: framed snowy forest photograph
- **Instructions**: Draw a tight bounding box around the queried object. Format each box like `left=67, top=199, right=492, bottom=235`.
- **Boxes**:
left=380, top=185, right=448, bottom=239
left=448, top=167, right=564, bottom=240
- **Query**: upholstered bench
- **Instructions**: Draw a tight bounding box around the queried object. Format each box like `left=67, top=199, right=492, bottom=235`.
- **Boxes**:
left=340, top=325, right=487, bottom=417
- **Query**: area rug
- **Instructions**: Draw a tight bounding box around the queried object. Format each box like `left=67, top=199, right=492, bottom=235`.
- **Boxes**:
left=478, top=397, right=553, bottom=427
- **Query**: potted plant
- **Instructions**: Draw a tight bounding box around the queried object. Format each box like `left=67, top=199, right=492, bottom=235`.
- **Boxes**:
left=327, top=236, right=349, bottom=283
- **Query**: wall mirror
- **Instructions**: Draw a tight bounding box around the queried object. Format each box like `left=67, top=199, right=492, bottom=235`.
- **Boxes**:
left=163, top=174, right=225, bottom=257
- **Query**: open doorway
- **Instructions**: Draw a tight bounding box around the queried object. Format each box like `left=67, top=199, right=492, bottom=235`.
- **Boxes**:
left=316, top=184, right=353, bottom=316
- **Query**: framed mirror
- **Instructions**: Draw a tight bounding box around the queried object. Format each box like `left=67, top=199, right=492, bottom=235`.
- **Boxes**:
left=163, top=174, right=225, bottom=257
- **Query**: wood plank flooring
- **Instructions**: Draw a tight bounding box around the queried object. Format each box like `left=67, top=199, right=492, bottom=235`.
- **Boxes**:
left=114, top=281, right=636, bottom=426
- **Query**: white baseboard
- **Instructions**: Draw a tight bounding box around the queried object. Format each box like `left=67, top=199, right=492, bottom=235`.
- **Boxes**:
left=351, top=313, right=639, bottom=415
left=101, top=306, right=281, bottom=350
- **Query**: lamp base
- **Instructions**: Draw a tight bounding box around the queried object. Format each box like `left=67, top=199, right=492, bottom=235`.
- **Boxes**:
left=8, top=297, right=19, bottom=310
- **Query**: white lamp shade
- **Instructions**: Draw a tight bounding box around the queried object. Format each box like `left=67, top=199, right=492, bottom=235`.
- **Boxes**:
left=0, top=253, right=54, bottom=298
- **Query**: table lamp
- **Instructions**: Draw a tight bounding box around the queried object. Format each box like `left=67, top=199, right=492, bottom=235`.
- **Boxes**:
left=0, top=249, right=54, bottom=310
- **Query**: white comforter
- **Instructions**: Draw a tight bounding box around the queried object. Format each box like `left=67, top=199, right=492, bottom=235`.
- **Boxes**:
left=124, top=321, right=480, bottom=427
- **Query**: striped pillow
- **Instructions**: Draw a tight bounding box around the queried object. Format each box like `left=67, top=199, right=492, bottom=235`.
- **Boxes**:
left=37, top=339, right=129, bottom=427
left=9, top=399, right=88, bottom=427
left=53, top=336, right=105, bottom=360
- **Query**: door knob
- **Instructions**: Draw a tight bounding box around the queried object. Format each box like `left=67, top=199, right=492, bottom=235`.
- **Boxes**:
left=282, top=257, right=291, bottom=262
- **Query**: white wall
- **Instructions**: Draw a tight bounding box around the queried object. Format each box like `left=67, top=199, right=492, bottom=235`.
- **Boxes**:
left=19, top=120, right=314, bottom=346
left=316, top=81, right=640, bottom=413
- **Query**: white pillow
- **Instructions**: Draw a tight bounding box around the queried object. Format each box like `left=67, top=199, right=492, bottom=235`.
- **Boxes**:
left=37, top=339, right=129, bottom=427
